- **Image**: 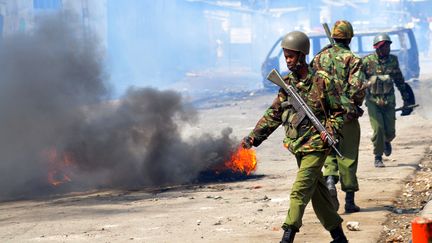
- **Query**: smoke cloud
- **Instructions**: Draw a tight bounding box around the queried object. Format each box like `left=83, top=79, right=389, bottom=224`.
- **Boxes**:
left=0, top=13, right=238, bottom=200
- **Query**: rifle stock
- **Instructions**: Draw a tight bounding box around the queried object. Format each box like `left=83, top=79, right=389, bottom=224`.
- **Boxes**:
left=266, top=69, right=343, bottom=158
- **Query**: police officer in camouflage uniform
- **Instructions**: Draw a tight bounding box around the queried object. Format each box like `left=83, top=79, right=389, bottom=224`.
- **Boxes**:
left=311, top=20, right=365, bottom=214
left=242, top=31, right=348, bottom=243
left=362, top=33, right=413, bottom=167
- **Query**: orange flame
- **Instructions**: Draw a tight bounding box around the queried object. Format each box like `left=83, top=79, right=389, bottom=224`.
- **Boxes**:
left=43, top=147, right=74, bottom=186
left=224, top=147, right=257, bottom=175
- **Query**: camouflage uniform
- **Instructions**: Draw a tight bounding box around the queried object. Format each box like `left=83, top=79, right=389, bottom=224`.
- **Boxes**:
left=312, top=23, right=365, bottom=195
left=362, top=52, right=412, bottom=157
left=248, top=67, right=344, bottom=231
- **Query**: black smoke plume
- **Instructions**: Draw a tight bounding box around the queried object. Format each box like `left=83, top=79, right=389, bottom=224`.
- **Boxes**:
left=0, top=13, right=238, bottom=200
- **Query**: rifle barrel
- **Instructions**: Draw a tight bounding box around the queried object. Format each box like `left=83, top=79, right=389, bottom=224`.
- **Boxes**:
left=322, top=23, right=334, bottom=45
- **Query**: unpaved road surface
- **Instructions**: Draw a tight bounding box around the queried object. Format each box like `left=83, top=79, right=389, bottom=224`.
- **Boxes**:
left=1, top=77, right=432, bottom=242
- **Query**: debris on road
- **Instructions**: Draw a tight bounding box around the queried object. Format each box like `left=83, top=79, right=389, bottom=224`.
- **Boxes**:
left=379, top=149, right=432, bottom=242
left=346, top=221, right=360, bottom=231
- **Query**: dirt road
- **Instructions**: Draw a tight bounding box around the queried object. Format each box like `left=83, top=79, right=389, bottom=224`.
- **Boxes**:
left=1, top=79, right=432, bottom=242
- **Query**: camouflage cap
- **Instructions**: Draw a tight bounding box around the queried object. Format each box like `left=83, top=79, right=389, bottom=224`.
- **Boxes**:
left=331, top=20, right=354, bottom=39
left=281, top=31, right=310, bottom=55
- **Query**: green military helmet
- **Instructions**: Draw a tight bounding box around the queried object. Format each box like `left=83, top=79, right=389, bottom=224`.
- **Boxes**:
left=331, top=20, right=354, bottom=39
left=280, top=31, right=310, bottom=55
left=373, top=33, right=392, bottom=46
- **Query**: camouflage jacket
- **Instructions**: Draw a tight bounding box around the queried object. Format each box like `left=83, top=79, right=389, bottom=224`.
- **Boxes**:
left=362, top=53, right=411, bottom=107
left=249, top=67, right=345, bottom=154
left=311, top=43, right=366, bottom=118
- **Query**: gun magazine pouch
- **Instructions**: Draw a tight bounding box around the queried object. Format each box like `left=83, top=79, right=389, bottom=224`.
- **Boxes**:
left=369, top=75, right=393, bottom=95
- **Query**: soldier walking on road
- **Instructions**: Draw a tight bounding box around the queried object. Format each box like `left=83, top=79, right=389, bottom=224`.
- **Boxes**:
left=311, top=20, right=365, bottom=214
left=242, top=31, right=348, bottom=243
left=362, top=33, right=414, bottom=168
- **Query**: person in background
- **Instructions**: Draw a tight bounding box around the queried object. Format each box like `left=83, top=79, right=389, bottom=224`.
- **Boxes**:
left=362, top=33, right=414, bottom=168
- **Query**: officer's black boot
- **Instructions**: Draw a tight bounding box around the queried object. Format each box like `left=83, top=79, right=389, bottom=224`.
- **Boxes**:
left=374, top=155, right=385, bottom=168
left=280, top=225, right=296, bottom=243
left=344, top=191, right=360, bottom=213
left=384, top=142, right=392, bottom=156
left=326, top=176, right=339, bottom=211
left=330, top=225, right=348, bottom=243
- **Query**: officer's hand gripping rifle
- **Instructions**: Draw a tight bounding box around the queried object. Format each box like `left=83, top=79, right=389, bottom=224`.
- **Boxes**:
left=267, top=69, right=343, bottom=158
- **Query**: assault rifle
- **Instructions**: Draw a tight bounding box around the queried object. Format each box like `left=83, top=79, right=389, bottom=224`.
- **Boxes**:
left=267, top=69, right=343, bottom=158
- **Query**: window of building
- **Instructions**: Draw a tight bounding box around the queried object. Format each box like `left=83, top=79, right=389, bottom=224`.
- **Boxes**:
left=33, top=0, right=62, bottom=10
left=19, top=18, right=26, bottom=32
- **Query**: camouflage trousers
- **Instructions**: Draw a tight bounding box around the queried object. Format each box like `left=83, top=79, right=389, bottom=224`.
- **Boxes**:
left=283, top=151, right=343, bottom=231
left=323, top=119, right=360, bottom=192
left=366, top=100, right=396, bottom=156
